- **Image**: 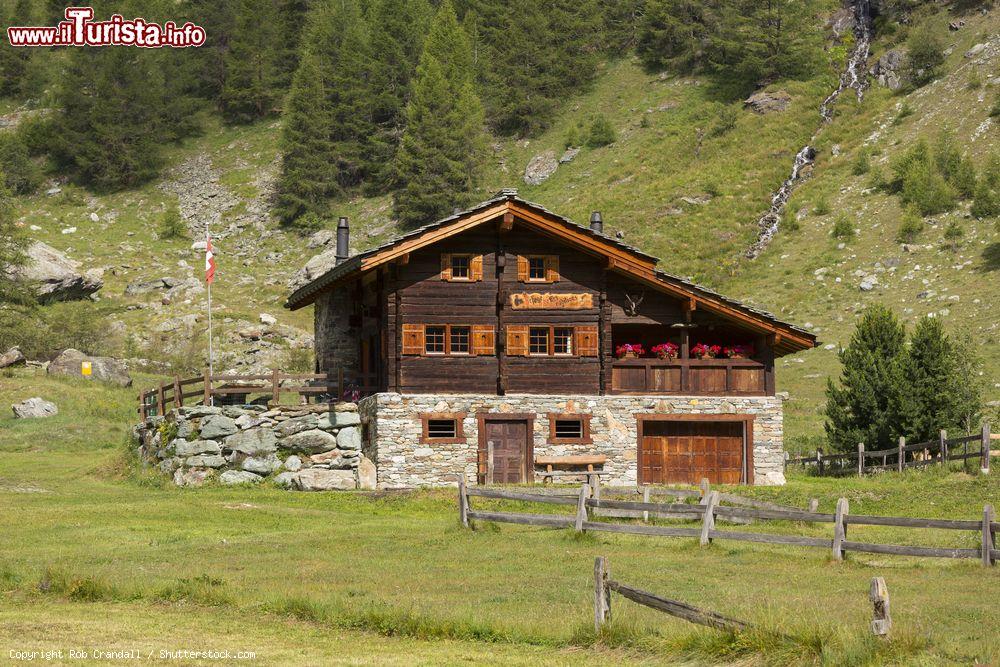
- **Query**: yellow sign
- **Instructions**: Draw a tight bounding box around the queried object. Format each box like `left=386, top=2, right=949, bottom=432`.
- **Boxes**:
left=81, top=361, right=92, bottom=376
left=509, top=292, right=593, bottom=310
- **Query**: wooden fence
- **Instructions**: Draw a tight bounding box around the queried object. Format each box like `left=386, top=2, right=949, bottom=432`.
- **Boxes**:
left=785, top=425, right=995, bottom=477
left=458, top=481, right=999, bottom=566
left=137, top=369, right=377, bottom=419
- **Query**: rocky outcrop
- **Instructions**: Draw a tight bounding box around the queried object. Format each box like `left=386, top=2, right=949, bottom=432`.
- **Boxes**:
left=523, top=150, right=559, bottom=185
left=12, top=397, right=58, bottom=419
left=0, top=347, right=26, bottom=369
left=871, top=49, right=905, bottom=90
left=47, top=349, right=132, bottom=387
left=11, top=242, right=103, bottom=302
left=743, top=90, right=791, bottom=114
left=135, top=402, right=366, bottom=490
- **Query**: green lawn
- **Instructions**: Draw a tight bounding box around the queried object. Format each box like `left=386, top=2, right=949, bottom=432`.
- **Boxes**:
left=1, top=368, right=998, bottom=664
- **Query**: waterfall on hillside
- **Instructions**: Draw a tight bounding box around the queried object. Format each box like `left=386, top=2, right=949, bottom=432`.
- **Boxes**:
left=745, top=0, right=873, bottom=260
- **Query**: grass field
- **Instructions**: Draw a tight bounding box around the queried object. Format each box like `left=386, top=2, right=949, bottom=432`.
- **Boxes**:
left=2, top=368, right=998, bottom=665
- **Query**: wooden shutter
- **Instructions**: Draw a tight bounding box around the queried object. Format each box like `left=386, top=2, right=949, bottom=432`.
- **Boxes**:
left=440, top=254, right=452, bottom=281
left=506, top=325, right=529, bottom=357
left=516, top=255, right=529, bottom=282
left=401, top=324, right=425, bottom=355
left=470, top=255, right=483, bottom=281
left=545, top=255, right=560, bottom=283
left=471, top=325, right=495, bottom=356
left=575, top=325, right=599, bottom=357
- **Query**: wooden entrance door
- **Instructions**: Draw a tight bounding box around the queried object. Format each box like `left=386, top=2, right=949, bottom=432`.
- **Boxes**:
left=639, top=421, right=745, bottom=485
left=481, top=420, right=528, bottom=484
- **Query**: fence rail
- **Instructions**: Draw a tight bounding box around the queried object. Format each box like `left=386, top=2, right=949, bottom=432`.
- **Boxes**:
left=459, top=481, right=998, bottom=567
left=785, top=425, right=993, bottom=477
left=137, top=369, right=378, bottom=418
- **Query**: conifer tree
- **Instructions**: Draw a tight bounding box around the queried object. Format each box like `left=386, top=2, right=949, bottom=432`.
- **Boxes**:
left=222, top=0, right=283, bottom=123
left=0, top=0, right=34, bottom=98
left=393, top=0, right=485, bottom=227
left=0, top=171, right=31, bottom=305
left=971, top=155, right=1000, bottom=219
left=636, top=0, right=711, bottom=73
left=825, top=305, right=907, bottom=452
left=368, top=0, right=432, bottom=141
left=899, top=317, right=981, bottom=443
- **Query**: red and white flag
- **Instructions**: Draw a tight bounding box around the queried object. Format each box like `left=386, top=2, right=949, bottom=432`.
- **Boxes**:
left=205, top=235, right=216, bottom=284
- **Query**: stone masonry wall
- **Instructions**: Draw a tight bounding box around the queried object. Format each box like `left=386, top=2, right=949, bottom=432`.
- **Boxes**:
left=366, top=393, right=785, bottom=489
left=313, top=289, right=358, bottom=378
left=135, top=403, right=376, bottom=490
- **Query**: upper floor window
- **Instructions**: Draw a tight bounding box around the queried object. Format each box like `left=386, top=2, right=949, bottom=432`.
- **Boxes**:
left=529, top=327, right=549, bottom=355
left=553, top=327, right=573, bottom=355
left=401, top=324, right=495, bottom=356
left=517, top=255, right=559, bottom=283
left=506, top=324, right=598, bottom=357
left=450, top=326, right=470, bottom=354
left=425, top=326, right=446, bottom=354
left=441, top=253, right=482, bottom=281
left=528, top=256, right=546, bottom=281
left=450, top=255, right=470, bottom=280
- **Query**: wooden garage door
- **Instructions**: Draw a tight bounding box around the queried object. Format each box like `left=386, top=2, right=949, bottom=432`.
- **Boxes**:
left=640, top=421, right=744, bottom=485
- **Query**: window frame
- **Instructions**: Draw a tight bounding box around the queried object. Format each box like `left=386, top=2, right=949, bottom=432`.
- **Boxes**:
left=424, top=325, right=447, bottom=355
left=526, top=325, right=577, bottom=356
left=449, top=325, right=471, bottom=355
left=420, top=412, right=467, bottom=444
left=449, top=254, right=472, bottom=281
left=527, top=255, right=548, bottom=282
left=552, top=327, right=574, bottom=356
left=528, top=326, right=550, bottom=356
left=424, top=324, right=474, bottom=356
left=547, top=413, right=593, bottom=444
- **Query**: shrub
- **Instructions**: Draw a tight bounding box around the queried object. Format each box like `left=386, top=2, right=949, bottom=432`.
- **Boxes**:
left=0, top=133, right=42, bottom=195
left=0, top=302, right=122, bottom=361
left=990, top=93, right=1000, bottom=118
left=892, top=102, right=913, bottom=125
left=158, top=201, right=185, bottom=239
left=585, top=115, right=616, bottom=148
left=852, top=149, right=870, bottom=176
left=934, top=132, right=976, bottom=199
left=971, top=155, right=1000, bottom=218
left=891, top=140, right=956, bottom=215
left=831, top=214, right=855, bottom=239
left=906, top=23, right=945, bottom=86
left=563, top=124, right=582, bottom=149
left=813, top=197, right=831, bottom=216
left=942, top=221, right=964, bottom=249
left=896, top=209, right=924, bottom=243
left=709, top=106, right=739, bottom=137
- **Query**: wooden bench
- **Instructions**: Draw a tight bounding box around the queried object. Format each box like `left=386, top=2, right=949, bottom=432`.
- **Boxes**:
left=535, top=455, right=608, bottom=484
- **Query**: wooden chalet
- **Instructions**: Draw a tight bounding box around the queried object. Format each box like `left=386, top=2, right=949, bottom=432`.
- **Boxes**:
left=287, top=190, right=817, bottom=488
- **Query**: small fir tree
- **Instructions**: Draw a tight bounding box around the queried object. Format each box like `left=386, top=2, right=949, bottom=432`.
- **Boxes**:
left=0, top=171, right=31, bottom=305
left=896, top=208, right=924, bottom=243
left=906, top=23, right=945, bottom=87
left=586, top=115, right=617, bottom=147
left=971, top=155, right=1000, bottom=219
left=825, top=305, right=907, bottom=452
left=159, top=201, right=186, bottom=240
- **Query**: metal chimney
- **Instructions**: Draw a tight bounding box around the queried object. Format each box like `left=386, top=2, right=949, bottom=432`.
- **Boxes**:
left=589, top=211, right=603, bottom=234
left=335, top=217, right=350, bottom=265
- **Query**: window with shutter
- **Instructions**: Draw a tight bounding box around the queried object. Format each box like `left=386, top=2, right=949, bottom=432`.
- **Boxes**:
left=471, top=325, right=495, bottom=355
left=575, top=325, right=599, bottom=356
left=440, top=254, right=452, bottom=281
left=505, top=325, right=529, bottom=356
left=469, top=255, right=483, bottom=281
left=401, top=324, right=425, bottom=355
left=544, top=255, right=560, bottom=282
left=516, top=255, right=529, bottom=282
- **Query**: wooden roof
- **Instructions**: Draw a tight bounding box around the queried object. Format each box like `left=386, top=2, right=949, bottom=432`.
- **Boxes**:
left=286, top=190, right=817, bottom=355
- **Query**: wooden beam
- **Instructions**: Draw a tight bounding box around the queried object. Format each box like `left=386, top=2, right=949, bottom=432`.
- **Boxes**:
left=500, top=212, right=514, bottom=232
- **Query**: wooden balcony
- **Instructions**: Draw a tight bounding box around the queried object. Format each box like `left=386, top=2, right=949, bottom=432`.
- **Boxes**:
left=609, top=358, right=770, bottom=396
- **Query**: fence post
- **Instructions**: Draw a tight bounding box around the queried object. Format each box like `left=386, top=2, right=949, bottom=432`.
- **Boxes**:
left=458, top=478, right=469, bottom=528
left=271, top=368, right=281, bottom=406
left=833, top=497, right=849, bottom=561
left=156, top=383, right=166, bottom=416
left=591, top=474, right=601, bottom=500
left=857, top=443, right=864, bottom=477
left=940, top=430, right=948, bottom=466
left=173, top=377, right=182, bottom=409
left=642, top=486, right=651, bottom=523
left=897, top=437, right=905, bottom=473
left=594, top=556, right=611, bottom=632
left=816, top=448, right=824, bottom=475
left=575, top=483, right=590, bottom=532
left=203, top=370, right=211, bottom=406
left=487, top=442, right=495, bottom=485
left=699, top=477, right=710, bottom=500
left=699, top=490, right=718, bottom=546
left=983, top=504, right=996, bottom=567
left=870, top=577, right=891, bottom=637
left=982, top=423, right=991, bottom=474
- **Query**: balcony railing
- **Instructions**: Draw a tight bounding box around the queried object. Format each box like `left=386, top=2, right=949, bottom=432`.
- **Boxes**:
left=609, top=358, right=768, bottom=396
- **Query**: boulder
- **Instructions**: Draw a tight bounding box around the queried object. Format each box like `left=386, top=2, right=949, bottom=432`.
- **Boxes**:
left=317, top=411, right=360, bottom=430
left=259, top=313, right=277, bottom=326
left=0, top=347, right=26, bottom=369
left=523, top=150, right=558, bottom=185
left=185, top=454, right=226, bottom=468
left=224, top=429, right=278, bottom=456
left=158, top=457, right=182, bottom=474
left=309, top=449, right=350, bottom=466
left=47, top=349, right=132, bottom=387
left=234, top=413, right=268, bottom=430
left=871, top=49, right=905, bottom=90
left=175, top=420, right=195, bottom=439
left=199, top=414, right=238, bottom=439
left=275, top=414, right=318, bottom=437
left=273, top=471, right=297, bottom=488
left=294, top=468, right=356, bottom=491
left=291, top=247, right=339, bottom=291
left=559, top=147, right=580, bottom=164
left=965, top=43, right=987, bottom=58
left=11, top=242, right=103, bottom=302
left=357, top=455, right=377, bottom=490
left=307, top=229, right=334, bottom=249
left=743, top=90, right=791, bottom=114
left=173, top=468, right=215, bottom=487
left=242, top=453, right=282, bottom=475
left=219, top=470, right=263, bottom=485
left=283, top=455, right=303, bottom=472
left=184, top=405, right=221, bottom=418
left=336, top=426, right=362, bottom=450
left=124, top=277, right=179, bottom=296
left=283, top=428, right=337, bottom=453
left=173, top=439, right=220, bottom=457
left=11, top=397, right=58, bottom=419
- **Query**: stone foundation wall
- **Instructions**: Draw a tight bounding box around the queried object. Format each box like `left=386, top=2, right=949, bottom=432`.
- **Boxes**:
left=135, top=403, right=376, bottom=490
left=366, top=393, right=785, bottom=488
left=314, top=290, right=358, bottom=377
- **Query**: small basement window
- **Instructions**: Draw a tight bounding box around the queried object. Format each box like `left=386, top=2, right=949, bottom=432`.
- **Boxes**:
left=420, top=412, right=466, bottom=443
left=554, top=419, right=582, bottom=439
left=450, top=255, right=470, bottom=280
left=547, top=413, right=592, bottom=444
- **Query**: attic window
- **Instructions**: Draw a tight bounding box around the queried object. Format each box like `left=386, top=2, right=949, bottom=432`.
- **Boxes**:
left=528, top=256, right=546, bottom=281
left=450, top=255, right=470, bottom=280
left=420, top=412, right=466, bottom=444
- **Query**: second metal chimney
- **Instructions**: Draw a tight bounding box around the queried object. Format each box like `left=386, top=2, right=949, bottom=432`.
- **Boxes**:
left=589, top=211, right=603, bottom=234
left=335, top=216, right=350, bottom=265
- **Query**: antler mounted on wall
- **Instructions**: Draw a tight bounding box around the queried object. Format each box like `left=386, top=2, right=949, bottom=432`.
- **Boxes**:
left=624, top=290, right=645, bottom=316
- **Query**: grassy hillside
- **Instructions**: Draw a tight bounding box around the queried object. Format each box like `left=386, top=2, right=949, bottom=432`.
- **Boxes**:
left=6, top=5, right=998, bottom=447
left=2, top=367, right=999, bottom=664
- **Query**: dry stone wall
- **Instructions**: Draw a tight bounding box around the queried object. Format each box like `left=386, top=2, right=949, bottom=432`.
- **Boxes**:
left=135, top=403, right=376, bottom=490
left=362, top=393, right=785, bottom=489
